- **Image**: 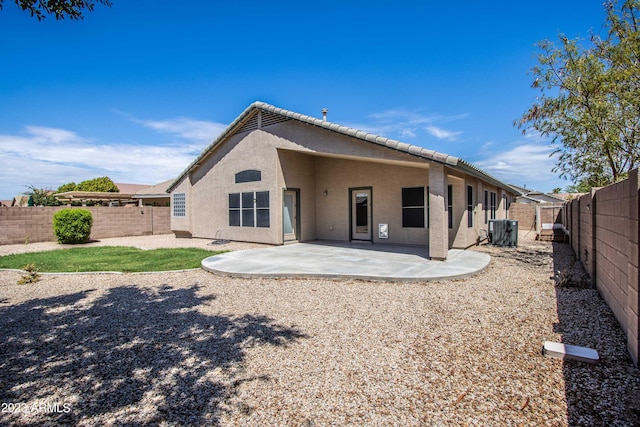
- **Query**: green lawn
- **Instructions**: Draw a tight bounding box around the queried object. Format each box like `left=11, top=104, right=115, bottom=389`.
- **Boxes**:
left=0, top=246, right=225, bottom=273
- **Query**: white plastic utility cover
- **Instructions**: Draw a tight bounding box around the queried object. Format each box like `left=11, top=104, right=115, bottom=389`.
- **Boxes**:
left=543, top=341, right=600, bottom=364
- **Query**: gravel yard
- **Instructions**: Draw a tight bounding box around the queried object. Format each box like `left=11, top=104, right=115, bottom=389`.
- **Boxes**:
left=0, top=234, right=638, bottom=426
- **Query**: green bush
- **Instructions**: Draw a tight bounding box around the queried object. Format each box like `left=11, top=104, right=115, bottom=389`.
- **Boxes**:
left=53, top=209, right=93, bottom=244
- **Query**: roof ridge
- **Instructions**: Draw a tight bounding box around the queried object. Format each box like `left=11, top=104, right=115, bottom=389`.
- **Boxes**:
left=167, top=101, right=511, bottom=193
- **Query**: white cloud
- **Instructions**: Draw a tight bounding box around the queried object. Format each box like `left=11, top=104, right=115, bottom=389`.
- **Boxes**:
left=474, top=142, right=564, bottom=190
left=425, top=126, right=462, bottom=141
left=0, top=116, right=226, bottom=199
left=134, top=117, right=227, bottom=144
left=348, top=108, right=465, bottom=142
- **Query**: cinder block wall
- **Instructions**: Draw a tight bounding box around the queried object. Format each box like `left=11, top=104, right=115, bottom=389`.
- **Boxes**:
left=565, top=169, right=640, bottom=367
left=508, top=204, right=536, bottom=230
left=0, top=206, right=171, bottom=245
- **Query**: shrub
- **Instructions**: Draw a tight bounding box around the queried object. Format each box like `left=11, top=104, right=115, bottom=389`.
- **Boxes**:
left=18, top=263, right=40, bottom=285
left=53, top=209, right=93, bottom=244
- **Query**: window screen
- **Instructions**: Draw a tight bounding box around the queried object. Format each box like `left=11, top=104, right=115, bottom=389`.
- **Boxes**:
left=402, top=187, right=425, bottom=228
left=490, top=192, right=497, bottom=220
left=229, top=193, right=240, bottom=226
left=467, top=185, right=473, bottom=228
left=484, top=190, right=488, bottom=224
left=256, top=191, right=270, bottom=228
left=447, top=185, right=453, bottom=229
left=229, top=191, right=270, bottom=228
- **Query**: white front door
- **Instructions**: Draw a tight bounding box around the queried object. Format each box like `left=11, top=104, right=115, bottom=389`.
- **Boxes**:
left=283, top=190, right=298, bottom=241
left=351, top=188, right=372, bottom=241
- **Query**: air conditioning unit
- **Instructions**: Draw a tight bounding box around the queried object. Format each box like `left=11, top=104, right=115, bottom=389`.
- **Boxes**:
left=488, top=219, right=518, bottom=247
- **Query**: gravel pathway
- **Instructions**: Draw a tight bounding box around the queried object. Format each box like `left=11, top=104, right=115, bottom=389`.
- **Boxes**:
left=0, top=235, right=638, bottom=426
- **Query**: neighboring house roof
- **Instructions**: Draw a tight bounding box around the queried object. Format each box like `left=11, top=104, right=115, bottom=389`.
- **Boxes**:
left=509, top=183, right=567, bottom=204
left=12, top=195, right=30, bottom=207
left=168, top=101, right=514, bottom=193
left=115, top=183, right=151, bottom=194
left=1, top=200, right=12, bottom=207
left=133, top=180, right=172, bottom=198
left=507, top=184, right=531, bottom=196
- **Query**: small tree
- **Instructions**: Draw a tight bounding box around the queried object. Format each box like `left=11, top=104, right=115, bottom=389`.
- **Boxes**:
left=53, top=209, right=93, bottom=244
left=26, top=185, right=61, bottom=206
left=517, top=0, right=640, bottom=187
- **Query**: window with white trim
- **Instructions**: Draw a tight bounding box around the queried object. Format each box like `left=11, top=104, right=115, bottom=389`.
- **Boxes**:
left=173, top=193, right=186, bottom=217
left=229, top=191, right=270, bottom=227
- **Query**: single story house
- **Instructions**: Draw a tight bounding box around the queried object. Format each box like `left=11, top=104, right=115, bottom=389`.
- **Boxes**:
left=509, top=184, right=568, bottom=205
left=168, top=102, right=517, bottom=260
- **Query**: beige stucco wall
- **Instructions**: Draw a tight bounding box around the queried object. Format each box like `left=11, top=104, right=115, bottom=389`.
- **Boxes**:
left=172, top=130, right=282, bottom=244
left=312, top=156, right=429, bottom=245
left=263, top=120, right=428, bottom=166
left=170, top=116, right=516, bottom=251
left=170, top=178, right=191, bottom=235
left=277, top=150, right=317, bottom=242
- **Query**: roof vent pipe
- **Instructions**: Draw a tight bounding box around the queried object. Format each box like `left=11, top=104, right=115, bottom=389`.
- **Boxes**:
left=322, top=108, right=328, bottom=121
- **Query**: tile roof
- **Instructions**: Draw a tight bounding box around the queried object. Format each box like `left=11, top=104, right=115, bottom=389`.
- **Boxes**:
left=115, top=183, right=151, bottom=194
left=168, top=101, right=513, bottom=193
left=133, top=179, right=173, bottom=196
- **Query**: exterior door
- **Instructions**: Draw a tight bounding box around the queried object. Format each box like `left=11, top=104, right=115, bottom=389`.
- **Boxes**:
left=351, top=188, right=372, bottom=241
left=283, top=190, right=298, bottom=242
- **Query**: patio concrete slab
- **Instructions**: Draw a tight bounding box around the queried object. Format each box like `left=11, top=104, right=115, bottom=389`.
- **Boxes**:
left=201, top=241, right=490, bottom=282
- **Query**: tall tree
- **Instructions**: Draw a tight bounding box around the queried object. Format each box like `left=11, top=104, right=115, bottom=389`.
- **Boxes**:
left=0, top=0, right=112, bottom=20
left=517, top=0, right=640, bottom=188
left=76, top=176, right=119, bottom=192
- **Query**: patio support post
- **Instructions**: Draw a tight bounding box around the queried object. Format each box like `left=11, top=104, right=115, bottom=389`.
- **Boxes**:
left=429, top=163, right=448, bottom=260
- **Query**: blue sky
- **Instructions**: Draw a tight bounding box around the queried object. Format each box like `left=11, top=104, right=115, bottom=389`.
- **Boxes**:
left=0, top=1, right=609, bottom=199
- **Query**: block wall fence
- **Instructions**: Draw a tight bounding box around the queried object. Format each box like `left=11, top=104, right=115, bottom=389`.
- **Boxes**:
left=564, top=169, right=640, bottom=367
left=0, top=206, right=171, bottom=245
left=508, top=204, right=537, bottom=231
